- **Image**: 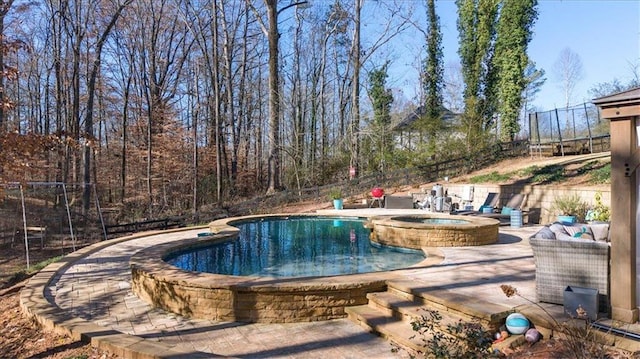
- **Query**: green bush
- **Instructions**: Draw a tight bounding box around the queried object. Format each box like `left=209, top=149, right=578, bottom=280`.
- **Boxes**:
left=586, top=191, right=610, bottom=222
left=403, top=308, right=497, bottom=358
left=529, top=164, right=565, bottom=184
left=328, top=188, right=342, bottom=200
left=588, top=163, right=610, bottom=184
left=552, top=193, right=588, bottom=220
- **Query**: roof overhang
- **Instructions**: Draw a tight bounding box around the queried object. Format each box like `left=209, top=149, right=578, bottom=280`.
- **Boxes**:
left=593, top=87, right=640, bottom=120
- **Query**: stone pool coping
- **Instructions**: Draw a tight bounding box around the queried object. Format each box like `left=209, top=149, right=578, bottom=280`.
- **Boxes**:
left=131, top=213, right=444, bottom=323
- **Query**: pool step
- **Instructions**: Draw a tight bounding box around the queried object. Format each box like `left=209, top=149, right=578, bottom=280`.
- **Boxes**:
left=345, top=280, right=514, bottom=355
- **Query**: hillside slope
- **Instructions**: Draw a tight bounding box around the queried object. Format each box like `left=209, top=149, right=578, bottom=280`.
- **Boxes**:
left=280, top=152, right=611, bottom=213
left=448, top=152, right=610, bottom=187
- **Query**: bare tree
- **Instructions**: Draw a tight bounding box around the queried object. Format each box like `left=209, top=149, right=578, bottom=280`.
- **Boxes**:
left=443, top=61, right=465, bottom=113
left=81, top=0, right=132, bottom=214
left=350, top=0, right=409, bottom=177
left=251, top=0, right=309, bottom=194
left=350, top=0, right=361, bottom=176
left=0, top=1, right=14, bottom=131
left=131, top=0, right=195, bottom=215
left=553, top=47, right=584, bottom=109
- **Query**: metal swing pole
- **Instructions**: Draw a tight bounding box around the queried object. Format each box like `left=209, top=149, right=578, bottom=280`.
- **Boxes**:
left=62, top=183, right=76, bottom=251
left=20, top=185, right=30, bottom=269
left=93, top=184, right=108, bottom=241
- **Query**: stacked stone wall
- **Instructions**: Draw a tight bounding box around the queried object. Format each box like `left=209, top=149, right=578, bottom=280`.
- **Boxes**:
left=438, top=184, right=609, bottom=225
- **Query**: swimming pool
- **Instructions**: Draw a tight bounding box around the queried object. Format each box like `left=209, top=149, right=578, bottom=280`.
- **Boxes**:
left=130, top=214, right=440, bottom=323
left=165, top=217, right=424, bottom=277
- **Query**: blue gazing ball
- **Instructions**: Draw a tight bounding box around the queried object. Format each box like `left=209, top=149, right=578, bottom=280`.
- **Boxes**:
left=505, top=313, right=530, bottom=335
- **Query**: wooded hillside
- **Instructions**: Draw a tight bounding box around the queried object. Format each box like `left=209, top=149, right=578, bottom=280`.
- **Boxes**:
left=0, top=1, right=598, bottom=228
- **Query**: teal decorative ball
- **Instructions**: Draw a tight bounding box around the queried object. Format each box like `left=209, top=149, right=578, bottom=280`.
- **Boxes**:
left=505, top=313, right=530, bottom=335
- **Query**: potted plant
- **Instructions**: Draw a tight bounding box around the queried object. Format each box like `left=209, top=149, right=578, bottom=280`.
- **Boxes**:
left=329, top=188, right=343, bottom=210
left=551, top=193, right=588, bottom=224
left=585, top=191, right=610, bottom=223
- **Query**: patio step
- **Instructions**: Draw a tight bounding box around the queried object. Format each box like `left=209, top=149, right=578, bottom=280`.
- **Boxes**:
left=345, top=280, right=516, bottom=355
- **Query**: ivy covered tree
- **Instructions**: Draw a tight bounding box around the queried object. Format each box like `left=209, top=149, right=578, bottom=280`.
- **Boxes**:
left=494, top=0, right=538, bottom=141
left=421, top=0, right=445, bottom=154
left=456, top=0, right=499, bottom=150
left=366, top=62, right=393, bottom=172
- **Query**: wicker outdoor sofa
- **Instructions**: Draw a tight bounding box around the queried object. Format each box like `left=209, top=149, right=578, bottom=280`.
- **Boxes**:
left=529, top=222, right=610, bottom=314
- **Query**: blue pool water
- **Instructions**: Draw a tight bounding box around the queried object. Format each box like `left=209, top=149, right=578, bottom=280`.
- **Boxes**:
left=165, top=216, right=424, bottom=278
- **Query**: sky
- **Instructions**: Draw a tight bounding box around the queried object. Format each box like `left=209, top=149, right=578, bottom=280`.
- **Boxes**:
left=385, top=0, right=640, bottom=112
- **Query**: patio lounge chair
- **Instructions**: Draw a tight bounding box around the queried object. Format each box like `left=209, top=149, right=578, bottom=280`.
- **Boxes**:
left=452, top=192, right=499, bottom=215
left=481, top=193, right=525, bottom=215
left=455, top=193, right=527, bottom=225
left=476, top=193, right=528, bottom=224
left=384, top=195, right=414, bottom=209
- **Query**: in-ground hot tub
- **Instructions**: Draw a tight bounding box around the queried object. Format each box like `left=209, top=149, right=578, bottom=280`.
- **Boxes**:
left=367, top=214, right=500, bottom=248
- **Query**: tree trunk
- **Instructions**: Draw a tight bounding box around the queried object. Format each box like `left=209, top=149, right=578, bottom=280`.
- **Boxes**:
left=82, top=0, right=131, bottom=215
left=350, top=0, right=362, bottom=176
left=265, top=0, right=280, bottom=194
left=0, top=1, right=10, bottom=131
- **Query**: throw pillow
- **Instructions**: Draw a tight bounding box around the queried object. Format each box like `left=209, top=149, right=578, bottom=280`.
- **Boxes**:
left=501, top=206, right=513, bottom=215
left=589, top=223, right=610, bottom=242
left=549, top=222, right=567, bottom=236
left=534, top=226, right=555, bottom=239
left=564, top=225, right=594, bottom=240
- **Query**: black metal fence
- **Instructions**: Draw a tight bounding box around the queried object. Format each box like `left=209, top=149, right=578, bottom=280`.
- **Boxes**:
left=528, top=103, right=610, bottom=156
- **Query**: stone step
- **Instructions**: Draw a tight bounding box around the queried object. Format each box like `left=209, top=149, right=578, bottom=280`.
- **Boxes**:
left=345, top=304, right=427, bottom=355
left=366, top=291, right=483, bottom=335
left=365, top=291, right=425, bottom=321
left=386, top=280, right=513, bottom=331
left=346, top=280, right=520, bottom=355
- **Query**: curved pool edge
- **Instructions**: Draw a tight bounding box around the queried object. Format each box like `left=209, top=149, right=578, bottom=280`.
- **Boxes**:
left=368, top=213, right=500, bottom=248
left=130, top=213, right=442, bottom=323
left=19, top=225, right=213, bottom=359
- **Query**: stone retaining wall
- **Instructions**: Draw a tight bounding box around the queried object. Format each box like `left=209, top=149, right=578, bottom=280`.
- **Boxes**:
left=416, top=184, right=610, bottom=225
left=131, top=262, right=385, bottom=323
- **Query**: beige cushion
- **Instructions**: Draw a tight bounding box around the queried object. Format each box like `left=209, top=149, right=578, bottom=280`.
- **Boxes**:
left=589, top=223, right=610, bottom=242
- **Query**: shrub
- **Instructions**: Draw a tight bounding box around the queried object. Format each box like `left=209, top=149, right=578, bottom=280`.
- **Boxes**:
left=586, top=191, right=610, bottom=222
left=529, top=164, right=565, bottom=184
left=551, top=193, right=588, bottom=219
left=588, top=163, right=611, bottom=185
left=328, top=188, right=342, bottom=200
left=405, top=308, right=498, bottom=358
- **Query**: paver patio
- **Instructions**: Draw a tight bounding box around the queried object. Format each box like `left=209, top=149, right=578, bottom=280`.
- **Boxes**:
left=23, top=210, right=625, bottom=358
